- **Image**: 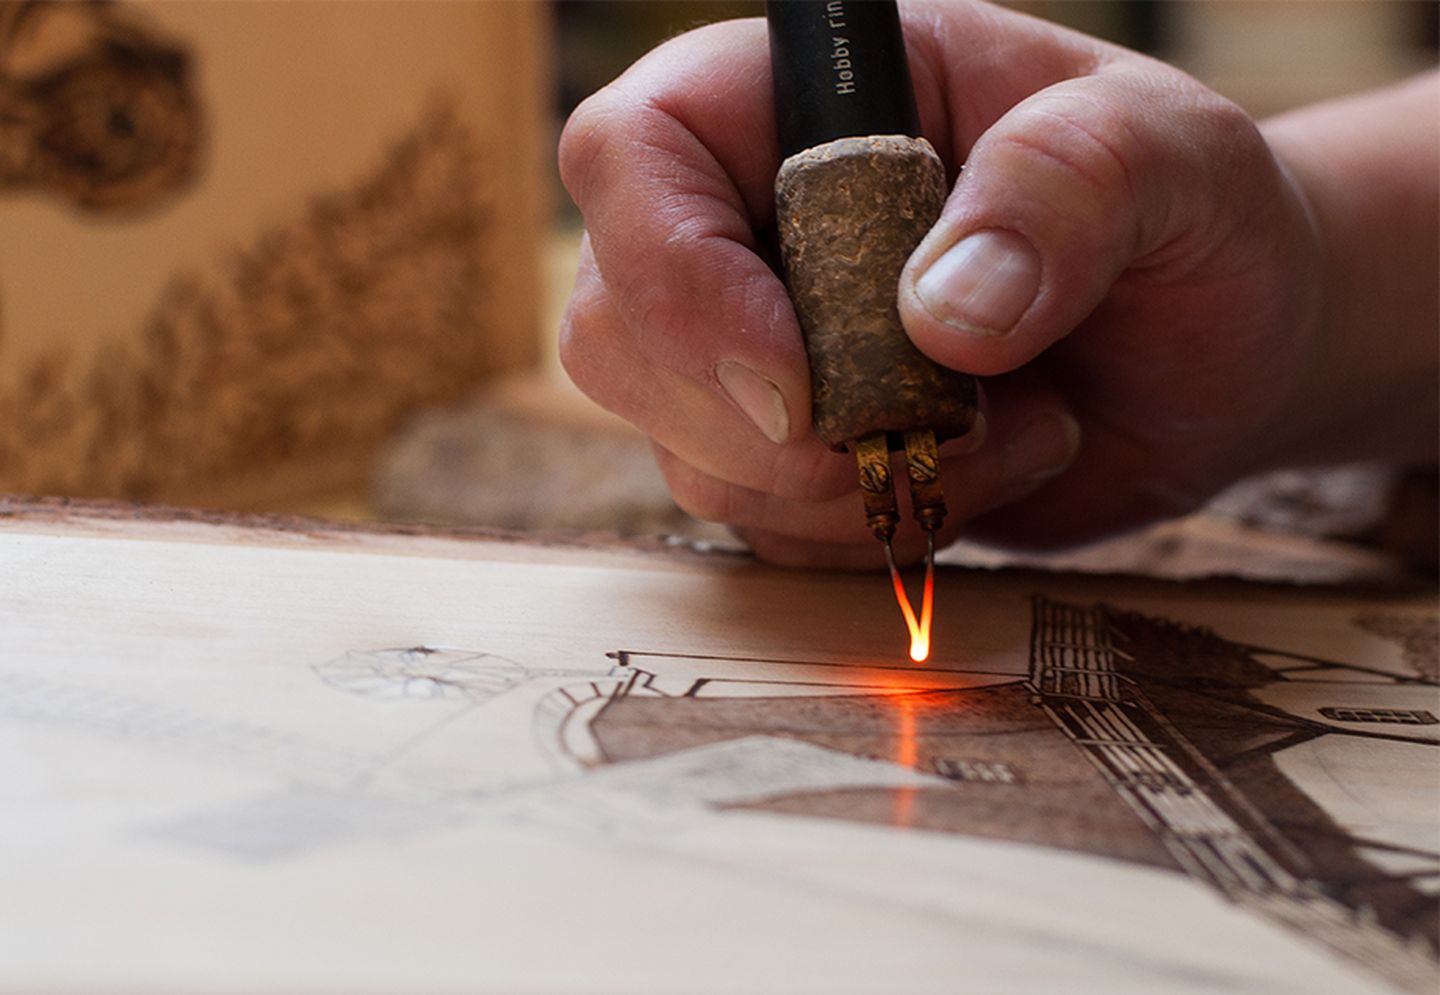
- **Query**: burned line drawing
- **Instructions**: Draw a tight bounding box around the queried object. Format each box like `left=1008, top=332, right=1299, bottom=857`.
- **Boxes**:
left=7, top=596, right=1431, bottom=991
left=528, top=599, right=1438, bottom=993
left=315, top=647, right=534, bottom=702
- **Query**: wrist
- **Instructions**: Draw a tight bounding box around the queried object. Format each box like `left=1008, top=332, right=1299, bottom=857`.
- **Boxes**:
left=1260, top=73, right=1440, bottom=467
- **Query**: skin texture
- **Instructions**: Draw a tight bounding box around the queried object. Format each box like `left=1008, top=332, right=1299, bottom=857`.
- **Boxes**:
left=558, top=1, right=1438, bottom=568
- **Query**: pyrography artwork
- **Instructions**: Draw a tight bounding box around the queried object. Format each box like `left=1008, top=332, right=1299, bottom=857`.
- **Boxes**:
left=0, top=0, right=202, bottom=211
left=538, top=601, right=1438, bottom=993
left=0, top=3, right=541, bottom=504
left=2, top=514, right=1435, bottom=994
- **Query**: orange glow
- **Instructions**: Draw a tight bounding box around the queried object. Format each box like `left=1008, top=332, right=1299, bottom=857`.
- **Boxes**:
left=887, top=553, right=935, bottom=663
left=895, top=696, right=917, bottom=768
left=892, top=693, right=917, bottom=828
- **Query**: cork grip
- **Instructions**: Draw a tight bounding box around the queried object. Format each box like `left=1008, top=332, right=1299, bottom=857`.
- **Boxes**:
left=775, top=134, right=978, bottom=451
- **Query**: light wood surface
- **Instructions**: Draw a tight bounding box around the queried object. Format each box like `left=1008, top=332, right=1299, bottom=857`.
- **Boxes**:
left=2, top=502, right=1435, bottom=993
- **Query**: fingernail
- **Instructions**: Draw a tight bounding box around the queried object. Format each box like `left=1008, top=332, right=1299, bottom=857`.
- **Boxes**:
left=716, top=361, right=789, bottom=444
left=915, top=230, right=1040, bottom=335
left=1002, top=411, right=1080, bottom=489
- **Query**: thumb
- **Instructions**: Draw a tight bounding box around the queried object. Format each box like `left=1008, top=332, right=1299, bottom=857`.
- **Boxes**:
left=898, top=68, right=1269, bottom=375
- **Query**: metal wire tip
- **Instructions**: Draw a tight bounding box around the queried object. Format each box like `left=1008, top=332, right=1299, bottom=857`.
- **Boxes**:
left=858, top=430, right=943, bottom=663
left=885, top=535, right=935, bottom=664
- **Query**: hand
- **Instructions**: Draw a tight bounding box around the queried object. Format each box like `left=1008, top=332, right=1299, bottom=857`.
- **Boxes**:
left=558, top=1, right=1437, bottom=567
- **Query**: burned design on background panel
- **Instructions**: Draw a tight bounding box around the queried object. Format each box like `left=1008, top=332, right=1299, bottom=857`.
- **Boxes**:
left=0, top=95, right=497, bottom=498
left=0, top=0, right=201, bottom=212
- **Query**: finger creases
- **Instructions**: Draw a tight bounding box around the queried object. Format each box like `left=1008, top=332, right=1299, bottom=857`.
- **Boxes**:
left=558, top=17, right=779, bottom=222
left=562, top=99, right=813, bottom=442
left=900, top=66, right=1277, bottom=378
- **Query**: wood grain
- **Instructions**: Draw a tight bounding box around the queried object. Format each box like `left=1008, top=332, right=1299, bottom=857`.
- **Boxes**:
left=1, top=500, right=1435, bottom=993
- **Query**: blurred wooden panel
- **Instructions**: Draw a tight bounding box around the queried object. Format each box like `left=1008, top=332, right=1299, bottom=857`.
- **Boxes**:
left=1165, top=0, right=1434, bottom=116
left=0, top=0, right=547, bottom=508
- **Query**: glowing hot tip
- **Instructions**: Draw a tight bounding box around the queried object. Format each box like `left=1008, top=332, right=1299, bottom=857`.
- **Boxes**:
left=908, top=632, right=930, bottom=664
left=886, top=539, right=936, bottom=664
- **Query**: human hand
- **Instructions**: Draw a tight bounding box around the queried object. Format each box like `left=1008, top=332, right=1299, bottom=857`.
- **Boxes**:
left=558, top=1, right=1435, bottom=567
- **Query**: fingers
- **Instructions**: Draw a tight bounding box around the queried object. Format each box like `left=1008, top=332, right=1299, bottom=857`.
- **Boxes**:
left=657, top=377, right=1082, bottom=566
left=557, top=2, right=1286, bottom=565
left=560, top=19, right=823, bottom=491
left=558, top=18, right=805, bottom=404
left=963, top=412, right=1206, bottom=550
left=555, top=6, right=1106, bottom=479
left=560, top=237, right=857, bottom=502
left=899, top=65, right=1280, bottom=376
left=560, top=18, right=779, bottom=230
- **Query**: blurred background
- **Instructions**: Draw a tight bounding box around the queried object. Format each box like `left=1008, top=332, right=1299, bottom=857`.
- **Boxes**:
left=1, top=0, right=1434, bottom=575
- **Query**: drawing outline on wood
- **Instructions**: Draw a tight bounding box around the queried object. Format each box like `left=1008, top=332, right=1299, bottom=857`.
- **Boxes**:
left=508, top=598, right=1437, bottom=992
left=4, top=514, right=1436, bottom=995
left=210, top=600, right=1434, bottom=991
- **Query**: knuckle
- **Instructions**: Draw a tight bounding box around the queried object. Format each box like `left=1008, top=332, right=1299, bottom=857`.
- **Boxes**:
left=1152, top=84, right=1276, bottom=258
left=555, top=314, right=595, bottom=390
left=1000, top=93, right=1140, bottom=211
left=557, top=90, right=627, bottom=208
left=556, top=284, right=612, bottom=392
left=1190, top=91, right=1270, bottom=186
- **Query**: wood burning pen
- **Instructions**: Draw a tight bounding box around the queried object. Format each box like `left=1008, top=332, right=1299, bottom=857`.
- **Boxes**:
left=766, top=0, right=981, bottom=661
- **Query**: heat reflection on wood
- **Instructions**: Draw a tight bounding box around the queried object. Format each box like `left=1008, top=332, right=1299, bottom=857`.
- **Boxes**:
left=892, top=692, right=919, bottom=828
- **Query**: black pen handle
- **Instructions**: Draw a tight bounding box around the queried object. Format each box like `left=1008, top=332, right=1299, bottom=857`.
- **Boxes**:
left=766, top=0, right=922, bottom=159
left=767, top=0, right=978, bottom=466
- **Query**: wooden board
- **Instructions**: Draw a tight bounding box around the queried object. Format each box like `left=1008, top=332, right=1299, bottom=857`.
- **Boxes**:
left=0, top=1, right=547, bottom=506
left=2, top=502, right=1436, bottom=994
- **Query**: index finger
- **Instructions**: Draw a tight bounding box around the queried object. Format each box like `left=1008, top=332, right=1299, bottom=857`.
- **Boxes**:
left=559, top=18, right=814, bottom=455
